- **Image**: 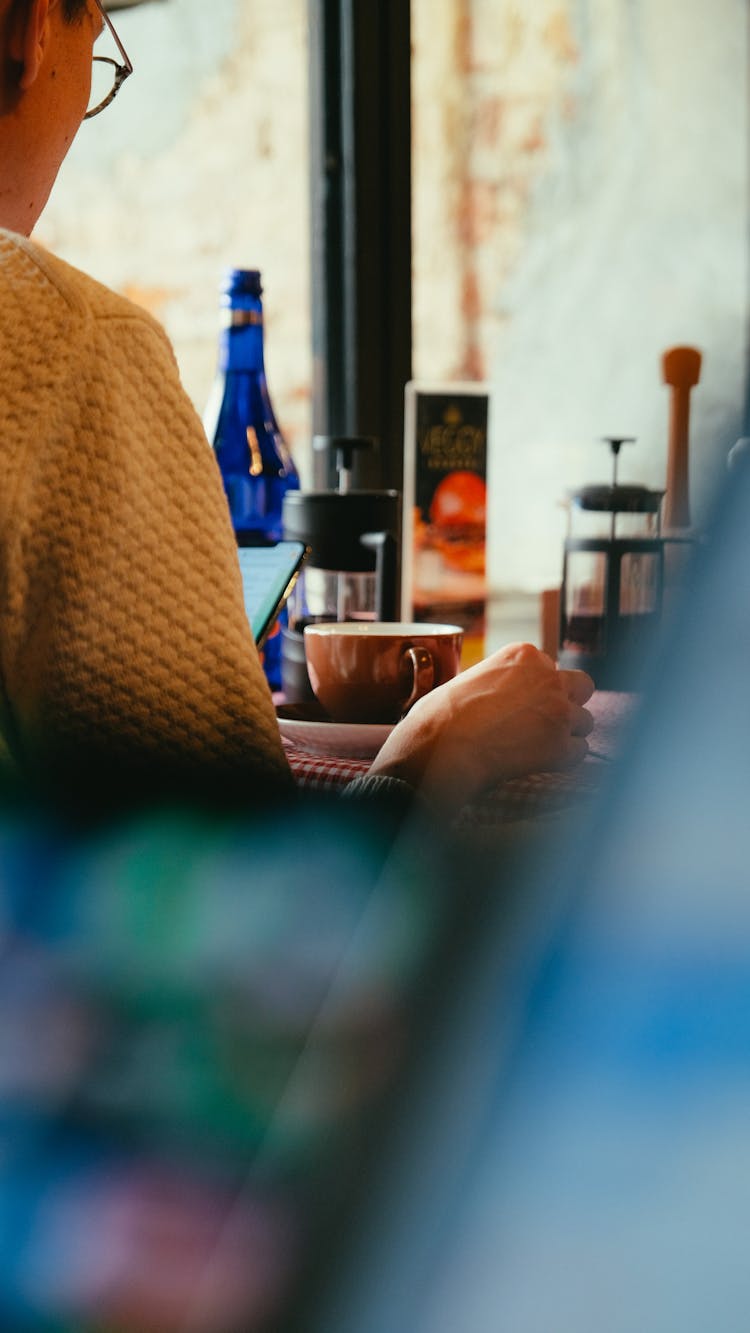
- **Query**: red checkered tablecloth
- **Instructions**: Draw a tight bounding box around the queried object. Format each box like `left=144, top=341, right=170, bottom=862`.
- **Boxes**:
left=284, top=692, right=639, bottom=817
left=284, top=746, right=369, bottom=793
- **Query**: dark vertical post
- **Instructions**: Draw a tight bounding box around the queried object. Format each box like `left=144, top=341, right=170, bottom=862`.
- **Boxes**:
left=309, top=0, right=412, bottom=491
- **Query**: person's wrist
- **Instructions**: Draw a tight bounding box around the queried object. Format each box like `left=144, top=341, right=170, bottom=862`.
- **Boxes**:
left=368, top=729, right=477, bottom=810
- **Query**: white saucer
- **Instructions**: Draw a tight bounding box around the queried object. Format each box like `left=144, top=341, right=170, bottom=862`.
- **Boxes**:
left=278, top=715, right=393, bottom=760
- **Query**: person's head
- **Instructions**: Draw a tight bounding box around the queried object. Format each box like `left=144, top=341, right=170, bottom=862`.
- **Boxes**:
left=0, top=0, right=104, bottom=234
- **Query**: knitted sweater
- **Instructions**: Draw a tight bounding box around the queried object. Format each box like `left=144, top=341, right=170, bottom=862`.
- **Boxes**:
left=0, top=230, right=293, bottom=802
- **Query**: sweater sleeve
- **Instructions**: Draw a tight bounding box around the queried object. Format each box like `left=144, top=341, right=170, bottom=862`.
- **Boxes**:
left=0, top=248, right=292, bottom=805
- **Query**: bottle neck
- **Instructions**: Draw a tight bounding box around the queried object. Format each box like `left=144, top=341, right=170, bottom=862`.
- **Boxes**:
left=218, top=305, right=266, bottom=374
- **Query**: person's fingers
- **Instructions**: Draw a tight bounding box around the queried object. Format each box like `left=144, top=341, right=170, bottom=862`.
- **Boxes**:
left=494, top=641, right=548, bottom=668
left=569, top=703, right=594, bottom=737
left=549, top=733, right=590, bottom=770
left=558, top=667, right=595, bottom=704
left=565, top=734, right=590, bottom=766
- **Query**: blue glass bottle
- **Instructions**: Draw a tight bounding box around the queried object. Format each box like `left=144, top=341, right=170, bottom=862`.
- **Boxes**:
left=204, top=269, right=299, bottom=690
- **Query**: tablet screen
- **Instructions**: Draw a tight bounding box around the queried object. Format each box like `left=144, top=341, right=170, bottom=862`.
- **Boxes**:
left=236, top=539, right=307, bottom=645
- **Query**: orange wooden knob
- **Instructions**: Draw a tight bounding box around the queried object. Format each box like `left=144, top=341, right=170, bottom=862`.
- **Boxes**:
left=661, top=345, right=702, bottom=530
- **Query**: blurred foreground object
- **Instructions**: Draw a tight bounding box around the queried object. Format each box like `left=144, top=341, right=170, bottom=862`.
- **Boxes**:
left=727, top=436, right=750, bottom=472
left=0, top=797, right=452, bottom=1332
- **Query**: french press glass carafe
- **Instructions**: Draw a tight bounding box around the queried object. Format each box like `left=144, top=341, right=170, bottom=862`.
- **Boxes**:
left=558, top=438, right=665, bottom=690
left=281, top=437, right=401, bottom=702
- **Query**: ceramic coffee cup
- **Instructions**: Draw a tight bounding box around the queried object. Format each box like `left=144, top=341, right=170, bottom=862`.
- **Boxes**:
left=303, top=622, right=464, bottom=724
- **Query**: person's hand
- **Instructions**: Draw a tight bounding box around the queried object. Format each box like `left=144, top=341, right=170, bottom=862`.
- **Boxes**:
left=367, top=642, right=594, bottom=809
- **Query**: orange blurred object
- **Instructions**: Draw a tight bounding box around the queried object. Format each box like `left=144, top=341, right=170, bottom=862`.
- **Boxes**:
left=427, top=471, right=486, bottom=574
left=429, top=470, right=486, bottom=528
left=434, top=537, right=486, bottom=575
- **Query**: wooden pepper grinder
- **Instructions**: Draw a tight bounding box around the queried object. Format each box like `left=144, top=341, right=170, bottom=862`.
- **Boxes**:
left=661, top=346, right=702, bottom=530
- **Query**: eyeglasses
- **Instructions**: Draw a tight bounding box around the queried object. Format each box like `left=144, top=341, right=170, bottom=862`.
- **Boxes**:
left=84, top=0, right=133, bottom=120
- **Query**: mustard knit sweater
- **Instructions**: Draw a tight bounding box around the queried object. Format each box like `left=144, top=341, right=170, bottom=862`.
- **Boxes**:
left=0, top=230, right=292, bottom=801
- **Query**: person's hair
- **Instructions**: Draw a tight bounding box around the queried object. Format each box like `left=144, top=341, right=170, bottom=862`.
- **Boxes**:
left=62, top=0, right=91, bottom=20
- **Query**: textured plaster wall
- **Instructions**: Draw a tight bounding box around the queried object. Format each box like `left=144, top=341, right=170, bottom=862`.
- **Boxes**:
left=412, top=0, right=749, bottom=592
left=412, top=0, right=580, bottom=384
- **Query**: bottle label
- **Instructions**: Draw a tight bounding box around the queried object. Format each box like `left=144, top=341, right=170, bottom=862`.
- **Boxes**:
left=222, top=310, right=263, bottom=328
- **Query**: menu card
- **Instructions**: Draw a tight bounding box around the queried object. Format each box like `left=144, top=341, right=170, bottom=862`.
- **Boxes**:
left=402, top=382, right=490, bottom=668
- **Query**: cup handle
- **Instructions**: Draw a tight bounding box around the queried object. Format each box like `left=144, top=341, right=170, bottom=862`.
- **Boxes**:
left=400, top=645, right=435, bottom=718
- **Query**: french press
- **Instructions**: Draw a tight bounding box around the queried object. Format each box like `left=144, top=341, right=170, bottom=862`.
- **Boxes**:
left=281, top=437, right=401, bottom=702
left=558, top=438, right=665, bottom=690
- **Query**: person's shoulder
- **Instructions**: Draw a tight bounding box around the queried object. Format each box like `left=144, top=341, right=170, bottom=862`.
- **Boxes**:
left=0, top=229, right=168, bottom=343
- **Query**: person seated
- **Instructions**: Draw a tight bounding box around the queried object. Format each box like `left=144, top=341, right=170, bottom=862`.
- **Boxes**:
left=0, top=0, right=593, bottom=814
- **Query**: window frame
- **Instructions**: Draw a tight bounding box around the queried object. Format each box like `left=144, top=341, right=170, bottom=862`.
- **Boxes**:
left=309, top=0, right=412, bottom=491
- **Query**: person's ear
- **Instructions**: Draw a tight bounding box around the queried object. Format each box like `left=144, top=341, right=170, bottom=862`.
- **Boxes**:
left=9, top=0, right=53, bottom=91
